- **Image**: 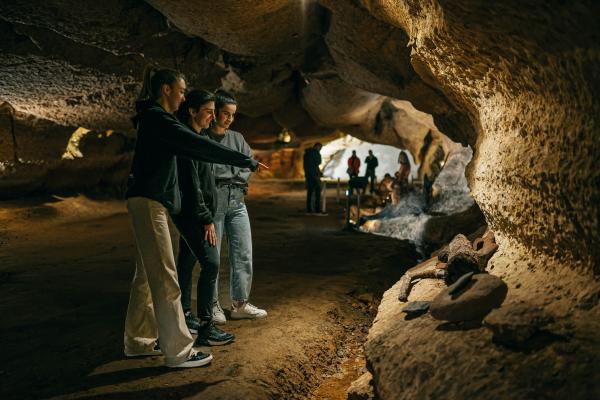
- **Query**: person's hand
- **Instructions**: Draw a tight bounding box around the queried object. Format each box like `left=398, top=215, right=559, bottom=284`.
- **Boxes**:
left=204, top=223, right=217, bottom=247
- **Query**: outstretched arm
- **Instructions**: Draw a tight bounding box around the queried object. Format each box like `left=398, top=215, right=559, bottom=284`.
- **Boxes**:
left=147, top=113, right=258, bottom=170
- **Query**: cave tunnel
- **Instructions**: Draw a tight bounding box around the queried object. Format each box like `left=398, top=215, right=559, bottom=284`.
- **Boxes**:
left=0, top=1, right=599, bottom=399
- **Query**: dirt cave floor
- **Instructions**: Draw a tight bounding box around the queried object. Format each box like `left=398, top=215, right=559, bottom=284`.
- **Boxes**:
left=0, top=181, right=419, bottom=400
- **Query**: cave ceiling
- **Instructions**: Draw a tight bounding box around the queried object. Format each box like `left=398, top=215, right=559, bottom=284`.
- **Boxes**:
left=0, top=0, right=462, bottom=148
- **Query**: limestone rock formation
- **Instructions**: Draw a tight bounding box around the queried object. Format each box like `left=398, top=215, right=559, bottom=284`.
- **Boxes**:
left=347, top=371, right=375, bottom=400
left=0, top=1, right=598, bottom=398
left=483, top=301, right=558, bottom=349
left=429, top=273, right=508, bottom=322
left=366, top=268, right=599, bottom=400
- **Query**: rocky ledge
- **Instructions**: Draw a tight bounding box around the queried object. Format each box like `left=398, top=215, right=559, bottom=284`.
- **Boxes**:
left=362, top=232, right=600, bottom=399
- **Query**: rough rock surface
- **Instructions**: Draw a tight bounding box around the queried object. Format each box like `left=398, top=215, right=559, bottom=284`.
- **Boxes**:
left=367, top=271, right=600, bottom=399
left=429, top=273, right=508, bottom=322
left=346, top=371, right=375, bottom=400
left=363, top=0, right=600, bottom=273
left=483, top=301, right=558, bottom=348
left=0, top=0, right=456, bottom=196
left=422, top=204, right=486, bottom=255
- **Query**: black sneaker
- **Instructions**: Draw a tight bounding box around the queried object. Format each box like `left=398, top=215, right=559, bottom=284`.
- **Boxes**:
left=195, top=323, right=235, bottom=346
left=167, top=351, right=213, bottom=368
left=184, top=311, right=201, bottom=334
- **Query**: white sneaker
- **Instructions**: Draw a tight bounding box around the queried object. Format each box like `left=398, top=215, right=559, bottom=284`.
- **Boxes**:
left=167, top=351, right=213, bottom=368
left=230, top=302, right=268, bottom=320
left=212, top=302, right=226, bottom=325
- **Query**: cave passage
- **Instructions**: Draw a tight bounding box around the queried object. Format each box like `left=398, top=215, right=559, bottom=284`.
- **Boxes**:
left=0, top=1, right=598, bottom=399
left=0, top=181, right=419, bottom=399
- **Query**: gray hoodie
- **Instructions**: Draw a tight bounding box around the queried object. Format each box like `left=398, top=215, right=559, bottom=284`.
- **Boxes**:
left=209, top=129, right=253, bottom=186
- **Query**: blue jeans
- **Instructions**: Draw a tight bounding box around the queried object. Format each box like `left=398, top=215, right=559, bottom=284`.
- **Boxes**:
left=213, top=185, right=253, bottom=305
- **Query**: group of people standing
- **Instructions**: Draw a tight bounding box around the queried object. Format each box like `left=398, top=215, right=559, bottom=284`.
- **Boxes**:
left=346, top=149, right=379, bottom=194
left=124, top=68, right=266, bottom=368
left=304, top=144, right=416, bottom=212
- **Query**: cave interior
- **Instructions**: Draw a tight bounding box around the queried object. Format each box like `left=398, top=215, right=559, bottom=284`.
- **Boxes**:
left=0, top=1, right=598, bottom=399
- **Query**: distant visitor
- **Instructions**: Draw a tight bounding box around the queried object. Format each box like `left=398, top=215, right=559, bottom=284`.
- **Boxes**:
left=303, top=142, right=326, bottom=215
left=364, top=149, right=379, bottom=194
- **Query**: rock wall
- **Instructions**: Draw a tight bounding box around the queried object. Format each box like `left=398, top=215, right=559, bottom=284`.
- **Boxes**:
left=357, top=2, right=600, bottom=399
left=361, top=0, right=600, bottom=273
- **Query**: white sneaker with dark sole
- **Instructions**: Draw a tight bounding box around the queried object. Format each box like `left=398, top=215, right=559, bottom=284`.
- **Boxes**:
left=230, top=302, right=268, bottom=320
left=212, top=303, right=227, bottom=325
left=167, top=351, right=213, bottom=368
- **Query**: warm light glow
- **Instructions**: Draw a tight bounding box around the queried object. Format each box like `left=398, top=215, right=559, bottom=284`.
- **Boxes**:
left=277, top=129, right=292, bottom=143
left=62, top=127, right=90, bottom=160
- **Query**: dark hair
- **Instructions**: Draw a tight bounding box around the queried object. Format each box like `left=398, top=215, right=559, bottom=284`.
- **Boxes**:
left=138, top=66, right=185, bottom=101
left=176, top=89, right=215, bottom=125
left=214, top=89, right=237, bottom=114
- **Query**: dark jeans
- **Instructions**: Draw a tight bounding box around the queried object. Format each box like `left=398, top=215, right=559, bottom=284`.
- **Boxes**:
left=348, top=173, right=358, bottom=195
left=172, top=215, right=220, bottom=322
left=366, top=170, right=376, bottom=193
left=306, top=177, right=321, bottom=213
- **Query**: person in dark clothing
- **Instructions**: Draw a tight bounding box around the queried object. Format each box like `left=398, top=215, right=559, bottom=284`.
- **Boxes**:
left=303, top=142, right=324, bottom=214
left=364, top=149, right=379, bottom=194
left=171, top=90, right=235, bottom=347
left=124, top=67, right=263, bottom=369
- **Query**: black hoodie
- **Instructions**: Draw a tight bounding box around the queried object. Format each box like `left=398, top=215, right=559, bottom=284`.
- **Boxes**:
left=176, top=129, right=218, bottom=225
left=126, top=100, right=257, bottom=214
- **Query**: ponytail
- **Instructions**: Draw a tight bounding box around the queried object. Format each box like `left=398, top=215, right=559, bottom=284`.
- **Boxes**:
left=132, top=66, right=185, bottom=128
left=137, top=66, right=155, bottom=101
left=137, top=66, right=185, bottom=101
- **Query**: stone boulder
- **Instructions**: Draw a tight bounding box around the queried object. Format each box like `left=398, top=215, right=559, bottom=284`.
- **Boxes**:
left=430, top=273, right=508, bottom=322
left=483, top=301, right=557, bottom=348
left=422, top=203, right=486, bottom=252
left=347, top=371, right=374, bottom=400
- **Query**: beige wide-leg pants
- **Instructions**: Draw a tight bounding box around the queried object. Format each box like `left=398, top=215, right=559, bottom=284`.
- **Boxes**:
left=124, top=197, right=194, bottom=366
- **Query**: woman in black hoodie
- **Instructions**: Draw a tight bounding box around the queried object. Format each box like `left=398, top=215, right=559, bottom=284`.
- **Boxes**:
left=124, top=68, right=261, bottom=369
left=171, top=90, right=235, bottom=347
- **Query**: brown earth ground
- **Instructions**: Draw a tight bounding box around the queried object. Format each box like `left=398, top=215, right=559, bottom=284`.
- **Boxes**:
left=0, top=181, right=419, bottom=400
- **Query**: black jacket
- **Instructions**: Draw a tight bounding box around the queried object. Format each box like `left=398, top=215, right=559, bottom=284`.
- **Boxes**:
left=303, top=148, right=322, bottom=179
left=126, top=101, right=257, bottom=214
left=177, top=130, right=218, bottom=225
left=365, top=155, right=379, bottom=171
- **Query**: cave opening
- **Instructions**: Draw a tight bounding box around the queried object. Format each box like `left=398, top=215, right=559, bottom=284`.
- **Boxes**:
left=1, top=1, right=598, bottom=400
